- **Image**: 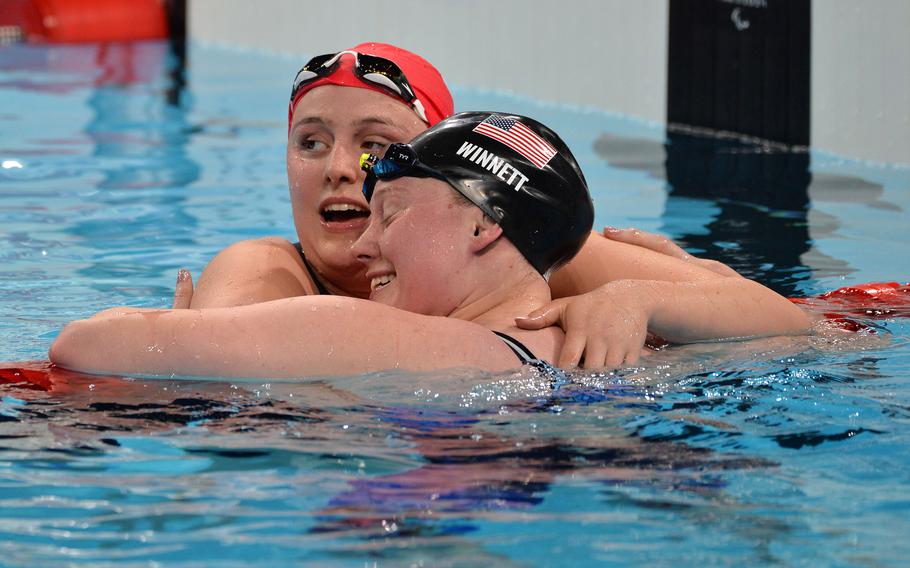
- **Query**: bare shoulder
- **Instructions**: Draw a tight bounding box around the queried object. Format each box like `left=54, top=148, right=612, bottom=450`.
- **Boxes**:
left=191, top=237, right=316, bottom=308
left=216, top=237, right=301, bottom=264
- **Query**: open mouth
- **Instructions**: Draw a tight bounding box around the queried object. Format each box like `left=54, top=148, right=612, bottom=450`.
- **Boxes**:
left=321, top=203, right=369, bottom=224
left=371, top=274, right=395, bottom=292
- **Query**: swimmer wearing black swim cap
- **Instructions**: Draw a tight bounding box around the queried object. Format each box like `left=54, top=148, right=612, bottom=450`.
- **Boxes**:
left=361, top=111, right=595, bottom=277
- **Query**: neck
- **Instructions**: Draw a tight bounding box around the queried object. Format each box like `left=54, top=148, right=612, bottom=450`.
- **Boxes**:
left=449, top=265, right=551, bottom=329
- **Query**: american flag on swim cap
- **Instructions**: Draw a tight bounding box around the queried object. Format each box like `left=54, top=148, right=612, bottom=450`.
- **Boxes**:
left=473, top=114, right=557, bottom=168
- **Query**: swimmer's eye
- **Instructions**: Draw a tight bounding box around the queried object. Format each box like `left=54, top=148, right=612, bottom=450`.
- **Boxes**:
left=298, top=138, right=328, bottom=152
left=362, top=140, right=388, bottom=153
left=379, top=207, right=402, bottom=227
left=381, top=214, right=398, bottom=227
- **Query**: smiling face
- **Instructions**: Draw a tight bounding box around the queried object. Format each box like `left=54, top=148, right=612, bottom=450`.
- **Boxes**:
left=286, top=85, right=427, bottom=296
left=351, top=178, right=480, bottom=316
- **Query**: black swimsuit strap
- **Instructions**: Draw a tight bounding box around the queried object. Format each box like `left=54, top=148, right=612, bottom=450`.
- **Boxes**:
left=492, top=331, right=539, bottom=365
left=293, top=242, right=331, bottom=296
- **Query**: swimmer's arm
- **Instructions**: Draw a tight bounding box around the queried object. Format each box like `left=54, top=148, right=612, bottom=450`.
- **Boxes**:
left=600, top=227, right=741, bottom=277
left=550, top=230, right=808, bottom=334
left=626, top=278, right=811, bottom=342
left=49, top=297, right=519, bottom=378
left=549, top=231, right=732, bottom=299
left=186, top=238, right=316, bottom=308
left=520, top=277, right=811, bottom=368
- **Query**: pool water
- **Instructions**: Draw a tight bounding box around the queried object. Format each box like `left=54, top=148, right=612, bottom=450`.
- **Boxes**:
left=1, top=41, right=909, bottom=566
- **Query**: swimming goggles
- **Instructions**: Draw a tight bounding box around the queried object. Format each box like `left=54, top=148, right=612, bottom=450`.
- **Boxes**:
left=291, top=50, right=430, bottom=124
left=359, top=143, right=448, bottom=202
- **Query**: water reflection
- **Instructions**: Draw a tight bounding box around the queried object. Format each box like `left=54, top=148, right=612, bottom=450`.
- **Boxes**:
left=72, top=41, right=199, bottom=293
left=0, top=362, right=780, bottom=555
left=593, top=129, right=894, bottom=297
left=1, top=300, right=904, bottom=565
left=0, top=41, right=200, bottom=299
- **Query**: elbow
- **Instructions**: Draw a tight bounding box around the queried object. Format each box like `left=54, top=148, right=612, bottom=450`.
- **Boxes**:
left=49, top=320, right=107, bottom=372
left=745, top=280, right=814, bottom=336
left=48, top=322, right=84, bottom=370
left=788, top=304, right=815, bottom=335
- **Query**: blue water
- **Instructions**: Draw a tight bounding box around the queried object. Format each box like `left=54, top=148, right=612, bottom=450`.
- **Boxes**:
left=1, top=41, right=910, bottom=566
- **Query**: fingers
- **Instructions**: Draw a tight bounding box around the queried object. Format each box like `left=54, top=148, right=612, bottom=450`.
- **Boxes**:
left=593, top=344, right=641, bottom=371
left=579, top=337, right=608, bottom=370
left=603, top=226, right=690, bottom=260
left=515, top=300, right=567, bottom=330
left=559, top=332, right=644, bottom=370
left=172, top=268, right=194, bottom=309
left=578, top=334, right=645, bottom=371
left=556, top=330, right=587, bottom=368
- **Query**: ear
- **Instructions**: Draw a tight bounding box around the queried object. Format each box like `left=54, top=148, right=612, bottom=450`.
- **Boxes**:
left=468, top=213, right=503, bottom=253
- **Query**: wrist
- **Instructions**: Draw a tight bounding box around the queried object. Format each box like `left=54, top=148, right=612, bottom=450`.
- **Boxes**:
left=617, top=278, right=678, bottom=335
left=604, top=278, right=662, bottom=321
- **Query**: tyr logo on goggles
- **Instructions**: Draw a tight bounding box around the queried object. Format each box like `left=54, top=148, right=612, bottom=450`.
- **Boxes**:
left=360, top=143, right=448, bottom=202
left=291, top=50, right=429, bottom=124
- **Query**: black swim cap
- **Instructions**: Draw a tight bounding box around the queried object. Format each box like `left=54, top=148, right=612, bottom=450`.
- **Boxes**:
left=364, top=111, right=594, bottom=276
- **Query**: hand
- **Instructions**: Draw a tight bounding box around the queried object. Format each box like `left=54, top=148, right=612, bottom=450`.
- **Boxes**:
left=172, top=268, right=194, bottom=309
left=515, top=282, right=652, bottom=370
left=603, top=227, right=741, bottom=278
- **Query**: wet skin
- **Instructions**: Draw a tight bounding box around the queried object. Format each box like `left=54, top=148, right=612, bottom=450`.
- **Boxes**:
left=286, top=85, right=427, bottom=297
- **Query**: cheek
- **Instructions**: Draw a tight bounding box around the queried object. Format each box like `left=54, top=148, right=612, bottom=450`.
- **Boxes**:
left=395, top=243, right=459, bottom=314
left=394, top=216, right=462, bottom=271
left=286, top=155, right=320, bottom=203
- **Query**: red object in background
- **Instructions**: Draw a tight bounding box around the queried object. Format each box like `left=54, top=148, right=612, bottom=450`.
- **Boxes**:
left=0, top=0, right=168, bottom=43
left=790, top=281, right=910, bottom=332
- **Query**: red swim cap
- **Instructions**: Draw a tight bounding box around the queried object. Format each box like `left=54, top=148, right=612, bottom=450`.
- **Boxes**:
left=288, top=42, right=453, bottom=130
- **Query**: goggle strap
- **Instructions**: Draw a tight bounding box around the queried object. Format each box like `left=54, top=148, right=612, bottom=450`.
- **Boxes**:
left=410, top=99, right=429, bottom=124
left=320, top=50, right=356, bottom=69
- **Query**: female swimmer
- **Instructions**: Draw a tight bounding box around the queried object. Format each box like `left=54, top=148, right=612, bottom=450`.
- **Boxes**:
left=50, top=113, right=809, bottom=378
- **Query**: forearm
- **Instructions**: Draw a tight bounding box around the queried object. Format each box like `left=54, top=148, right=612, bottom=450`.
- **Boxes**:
left=627, top=278, right=812, bottom=343
left=51, top=309, right=228, bottom=376
left=549, top=231, right=732, bottom=298
left=48, top=297, right=511, bottom=378
left=50, top=300, right=368, bottom=377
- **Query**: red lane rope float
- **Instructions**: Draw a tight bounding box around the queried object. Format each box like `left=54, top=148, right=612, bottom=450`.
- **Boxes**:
left=790, top=281, right=910, bottom=332
left=0, top=361, right=56, bottom=391
left=0, top=360, right=126, bottom=393
left=0, top=360, right=83, bottom=392
left=0, top=0, right=168, bottom=44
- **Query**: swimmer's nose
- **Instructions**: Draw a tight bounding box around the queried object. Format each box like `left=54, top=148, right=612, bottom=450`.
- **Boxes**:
left=351, top=219, right=380, bottom=263
left=325, top=144, right=362, bottom=188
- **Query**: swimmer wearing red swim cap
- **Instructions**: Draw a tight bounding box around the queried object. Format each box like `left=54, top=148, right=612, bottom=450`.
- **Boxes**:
left=288, top=42, right=454, bottom=129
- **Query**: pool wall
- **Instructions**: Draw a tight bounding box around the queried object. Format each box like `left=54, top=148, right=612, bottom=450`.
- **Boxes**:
left=187, top=0, right=909, bottom=165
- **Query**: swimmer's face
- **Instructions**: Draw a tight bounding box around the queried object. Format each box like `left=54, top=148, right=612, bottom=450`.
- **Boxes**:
left=286, top=85, right=427, bottom=295
left=352, top=178, right=479, bottom=315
